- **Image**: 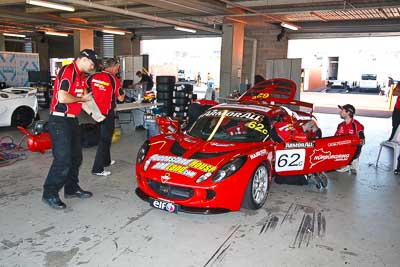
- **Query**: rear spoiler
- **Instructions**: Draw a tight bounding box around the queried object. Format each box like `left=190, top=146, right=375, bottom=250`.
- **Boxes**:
left=237, top=78, right=314, bottom=113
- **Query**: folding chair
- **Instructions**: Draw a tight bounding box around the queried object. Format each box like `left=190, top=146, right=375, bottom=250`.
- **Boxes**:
left=376, top=126, right=400, bottom=171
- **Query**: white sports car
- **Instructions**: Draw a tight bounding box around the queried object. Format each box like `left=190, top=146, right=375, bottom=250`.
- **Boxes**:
left=0, top=87, right=38, bottom=127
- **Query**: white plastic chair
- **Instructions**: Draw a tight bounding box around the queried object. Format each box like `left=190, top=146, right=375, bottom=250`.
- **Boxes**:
left=376, top=125, right=400, bottom=170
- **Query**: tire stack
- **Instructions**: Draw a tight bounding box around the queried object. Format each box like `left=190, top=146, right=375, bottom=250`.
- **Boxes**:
left=156, top=76, right=175, bottom=116
left=172, top=83, right=193, bottom=121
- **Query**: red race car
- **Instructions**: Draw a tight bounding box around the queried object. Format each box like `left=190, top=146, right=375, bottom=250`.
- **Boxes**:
left=135, top=78, right=360, bottom=213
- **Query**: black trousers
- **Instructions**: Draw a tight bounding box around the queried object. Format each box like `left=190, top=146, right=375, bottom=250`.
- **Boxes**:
left=92, top=111, right=115, bottom=173
left=389, top=108, right=400, bottom=140
left=43, top=115, right=82, bottom=198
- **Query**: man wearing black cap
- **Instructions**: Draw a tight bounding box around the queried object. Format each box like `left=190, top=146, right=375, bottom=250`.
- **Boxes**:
left=42, top=49, right=97, bottom=209
left=335, top=104, right=365, bottom=174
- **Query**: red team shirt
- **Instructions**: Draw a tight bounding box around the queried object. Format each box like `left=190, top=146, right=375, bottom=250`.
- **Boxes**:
left=50, top=61, right=87, bottom=116
left=335, top=118, right=364, bottom=137
left=86, top=71, right=122, bottom=115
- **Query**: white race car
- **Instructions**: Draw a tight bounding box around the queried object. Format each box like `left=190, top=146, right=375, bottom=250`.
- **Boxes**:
left=0, top=87, right=38, bottom=127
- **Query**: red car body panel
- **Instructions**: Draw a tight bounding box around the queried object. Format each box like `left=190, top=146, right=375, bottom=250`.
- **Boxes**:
left=136, top=78, right=361, bottom=212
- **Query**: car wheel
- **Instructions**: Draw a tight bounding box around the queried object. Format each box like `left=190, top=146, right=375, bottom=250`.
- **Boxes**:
left=242, top=162, right=270, bottom=210
left=11, top=106, right=35, bottom=127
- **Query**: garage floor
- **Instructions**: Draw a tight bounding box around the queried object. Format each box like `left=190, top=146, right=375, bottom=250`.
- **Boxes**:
left=0, top=112, right=399, bottom=267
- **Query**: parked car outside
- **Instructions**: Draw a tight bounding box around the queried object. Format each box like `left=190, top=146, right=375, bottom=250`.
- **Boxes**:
left=0, top=87, right=38, bottom=127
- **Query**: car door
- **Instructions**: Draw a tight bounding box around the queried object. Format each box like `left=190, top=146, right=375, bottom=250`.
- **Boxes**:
left=274, top=135, right=360, bottom=176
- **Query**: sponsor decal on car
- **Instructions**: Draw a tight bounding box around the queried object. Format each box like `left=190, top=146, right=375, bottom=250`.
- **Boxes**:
left=309, top=148, right=350, bottom=168
left=252, top=92, right=270, bottom=100
left=327, top=140, right=352, bottom=147
left=150, top=198, right=178, bottom=213
left=149, top=154, right=215, bottom=177
left=285, top=142, right=315, bottom=149
left=200, top=110, right=264, bottom=122
left=250, top=149, right=267, bottom=159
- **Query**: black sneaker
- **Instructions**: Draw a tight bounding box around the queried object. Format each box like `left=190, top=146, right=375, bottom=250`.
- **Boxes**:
left=394, top=169, right=400, bottom=175
left=42, top=196, right=66, bottom=209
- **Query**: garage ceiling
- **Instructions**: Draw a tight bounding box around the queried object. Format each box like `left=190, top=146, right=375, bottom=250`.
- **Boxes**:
left=1, top=0, right=400, bottom=39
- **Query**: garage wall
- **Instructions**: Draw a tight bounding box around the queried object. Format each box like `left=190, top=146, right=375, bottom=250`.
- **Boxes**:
left=243, top=27, right=288, bottom=85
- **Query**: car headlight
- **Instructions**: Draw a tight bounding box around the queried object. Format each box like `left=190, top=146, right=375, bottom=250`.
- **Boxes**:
left=212, top=156, right=247, bottom=183
left=137, top=141, right=150, bottom=164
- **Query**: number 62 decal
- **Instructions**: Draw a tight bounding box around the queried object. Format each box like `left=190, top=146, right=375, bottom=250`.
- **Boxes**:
left=275, top=149, right=305, bottom=171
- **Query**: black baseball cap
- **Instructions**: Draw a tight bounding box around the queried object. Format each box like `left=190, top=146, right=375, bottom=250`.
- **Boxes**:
left=79, top=49, right=98, bottom=64
left=338, top=104, right=356, bottom=115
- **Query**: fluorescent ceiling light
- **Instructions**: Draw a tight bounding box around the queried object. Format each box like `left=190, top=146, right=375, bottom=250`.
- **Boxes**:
left=280, top=22, right=298, bottom=31
left=45, top=31, right=69, bottom=37
left=174, top=26, right=196, bottom=33
left=3, top=33, right=26, bottom=38
left=26, top=0, right=75, bottom=12
left=102, top=29, right=125, bottom=35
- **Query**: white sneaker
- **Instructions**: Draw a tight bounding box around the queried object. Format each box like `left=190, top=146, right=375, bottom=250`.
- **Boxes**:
left=92, top=170, right=111, bottom=177
left=350, top=159, right=358, bottom=174
left=336, top=165, right=350, bottom=172
left=109, top=160, right=116, bottom=166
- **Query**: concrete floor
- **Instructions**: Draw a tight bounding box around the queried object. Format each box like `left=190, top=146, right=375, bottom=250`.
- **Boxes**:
left=0, top=109, right=399, bottom=267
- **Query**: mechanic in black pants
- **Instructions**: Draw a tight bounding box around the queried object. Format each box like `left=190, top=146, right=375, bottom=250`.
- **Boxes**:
left=87, top=58, right=125, bottom=176
left=43, top=49, right=97, bottom=210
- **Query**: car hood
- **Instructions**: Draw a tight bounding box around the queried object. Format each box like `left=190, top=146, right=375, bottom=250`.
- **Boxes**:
left=143, top=133, right=258, bottom=184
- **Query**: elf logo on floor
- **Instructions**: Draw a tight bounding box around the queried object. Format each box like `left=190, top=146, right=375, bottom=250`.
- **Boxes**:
left=285, top=142, right=314, bottom=149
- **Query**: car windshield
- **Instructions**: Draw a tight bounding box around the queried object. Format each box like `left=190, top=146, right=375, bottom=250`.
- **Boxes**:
left=187, top=109, right=271, bottom=142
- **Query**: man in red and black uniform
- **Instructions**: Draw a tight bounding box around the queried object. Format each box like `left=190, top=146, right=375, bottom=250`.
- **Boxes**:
left=87, top=58, right=125, bottom=176
left=43, top=49, right=97, bottom=210
left=335, top=104, right=365, bottom=174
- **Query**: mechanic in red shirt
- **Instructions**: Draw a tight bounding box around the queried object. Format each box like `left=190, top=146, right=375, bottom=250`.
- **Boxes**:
left=87, top=58, right=125, bottom=176
left=389, top=81, right=400, bottom=141
left=43, top=49, right=97, bottom=210
left=335, top=104, right=365, bottom=174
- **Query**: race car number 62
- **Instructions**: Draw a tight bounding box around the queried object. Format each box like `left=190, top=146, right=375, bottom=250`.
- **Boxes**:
left=275, top=149, right=305, bottom=171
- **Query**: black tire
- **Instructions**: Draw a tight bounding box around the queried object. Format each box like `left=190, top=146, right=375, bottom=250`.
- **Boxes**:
left=156, top=92, right=172, bottom=100
left=156, top=76, right=176, bottom=84
left=175, top=84, right=193, bottom=93
left=241, top=162, right=271, bottom=210
left=173, top=111, right=188, bottom=118
left=174, top=105, right=189, bottom=112
left=11, top=106, right=35, bottom=127
left=173, top=90, right=189, bottom=98
left=156, top=84, right=174, bottom=93
left=173, top=98, right=191, bottom=105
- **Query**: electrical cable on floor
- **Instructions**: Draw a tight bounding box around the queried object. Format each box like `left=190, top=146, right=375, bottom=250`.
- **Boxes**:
left=0, top=135, right=28, bottom=167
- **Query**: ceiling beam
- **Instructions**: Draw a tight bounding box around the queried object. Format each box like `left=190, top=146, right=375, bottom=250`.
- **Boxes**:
left=56, top=0, right=222, bottom=34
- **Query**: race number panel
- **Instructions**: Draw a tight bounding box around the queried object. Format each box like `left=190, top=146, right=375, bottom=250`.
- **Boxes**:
left=275, top=149, right=305, bottom=172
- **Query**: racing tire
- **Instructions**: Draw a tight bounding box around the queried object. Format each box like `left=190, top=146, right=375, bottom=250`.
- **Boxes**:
left=156, top=92, right=172, bottom=100
left=175, top=84, right=193, bottom=93
left=156, top=76, right=176, bottom=84
left=11, top=106, right=35, bottom=127
left=173, top=90, right=189, bottom=98
left=242, top=162, right=270, bottom=210
left=173, top=98, right=191, bottom=105
left=156, top=84, right=175, bottom=93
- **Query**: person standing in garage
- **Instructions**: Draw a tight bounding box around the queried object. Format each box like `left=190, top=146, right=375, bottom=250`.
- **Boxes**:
left=43, top=49, right=98, bottom=210
left=335, top=104, right=365, bottom=174
left=87, top=58, right=125, bottom=176
left=132, top=70, right=154, bottom=130
left=389, top=81, right=400, bottom=141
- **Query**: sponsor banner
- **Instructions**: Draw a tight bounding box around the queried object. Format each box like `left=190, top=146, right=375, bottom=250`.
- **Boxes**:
left=285, top=142, right=315, bottom=149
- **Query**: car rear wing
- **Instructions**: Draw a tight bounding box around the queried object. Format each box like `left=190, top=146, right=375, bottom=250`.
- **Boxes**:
left=237, top=78, right=314, bottom=113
